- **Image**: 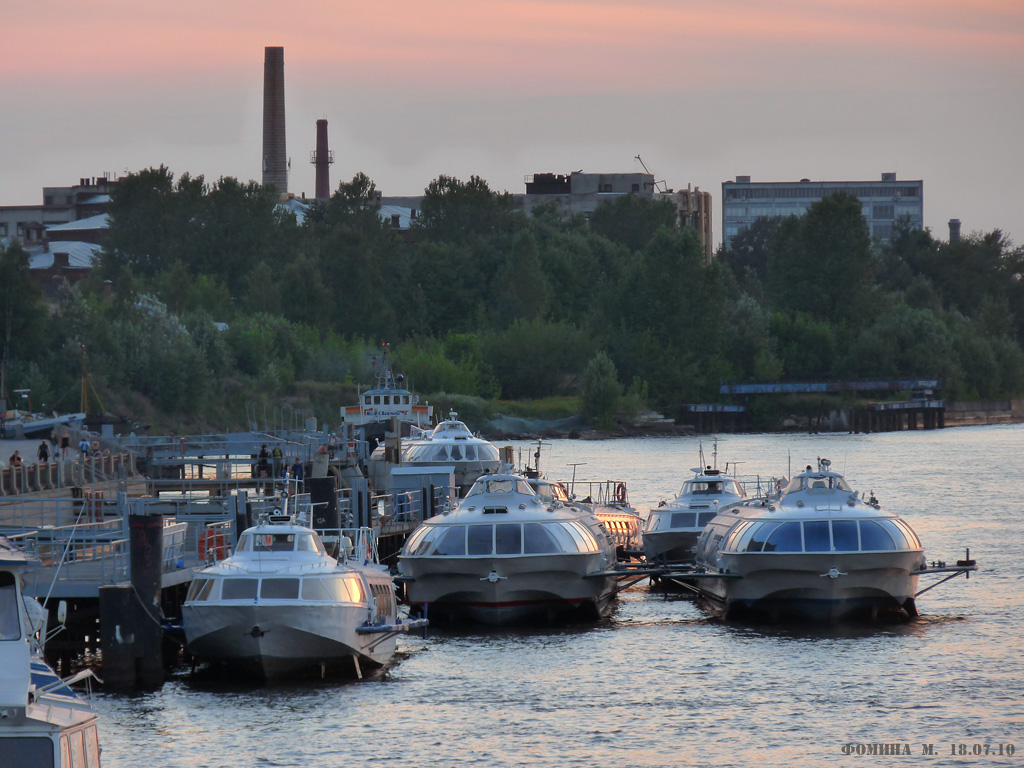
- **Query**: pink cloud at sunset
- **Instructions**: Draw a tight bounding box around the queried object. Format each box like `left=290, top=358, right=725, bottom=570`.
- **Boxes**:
left=5, top=0, right=1022, bottom=88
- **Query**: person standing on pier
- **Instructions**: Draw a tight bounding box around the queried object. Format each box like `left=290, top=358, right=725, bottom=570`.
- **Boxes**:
left=272, top=444, right=284, bottom=478
left=78, top=437, right=91, bottom=460
left=37, top=440, right=50, bottom=464
left=257, top=444, right=271, bottom=478
left=289, top=457, right=304, bottom=487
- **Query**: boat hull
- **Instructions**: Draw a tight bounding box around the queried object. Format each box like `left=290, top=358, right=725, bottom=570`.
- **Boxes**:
left=402, top=553, right=616, bottom=626
left=643, top=529, right=700, bottom=564
left=183, top=602, right=391, bottom=678
left=699, top=550, right=922, bottom=622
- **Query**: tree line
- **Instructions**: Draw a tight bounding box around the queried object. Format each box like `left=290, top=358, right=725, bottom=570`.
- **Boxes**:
left=2, top=165, right=1022, bottom=431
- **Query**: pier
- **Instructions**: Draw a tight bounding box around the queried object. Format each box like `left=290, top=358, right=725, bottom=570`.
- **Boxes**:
left=0, top=426, right=453, bottom=687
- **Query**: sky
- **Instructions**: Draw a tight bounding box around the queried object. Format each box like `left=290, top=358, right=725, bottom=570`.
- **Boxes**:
left=4, top=0, right=1023, bottom=248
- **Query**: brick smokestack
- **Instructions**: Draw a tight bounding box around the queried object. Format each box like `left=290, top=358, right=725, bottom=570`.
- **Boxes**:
left=313, top=119, right=334, bottom=200
left=262, top=46, right=287, bottom=194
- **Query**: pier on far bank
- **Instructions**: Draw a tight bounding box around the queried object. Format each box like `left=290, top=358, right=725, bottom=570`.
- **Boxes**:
left=718, top=379, right=947, bottom=432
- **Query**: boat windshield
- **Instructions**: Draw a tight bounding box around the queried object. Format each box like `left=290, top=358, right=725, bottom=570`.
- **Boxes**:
left=683, top=479, right=726, bottom=495
left=466, top=477, right=535, bottom=497
left=236, top=531, right=324, bottom=553
left=403, top=520, right=601, bottom=556
left=533, top=481, right=570, bottom=503
left=784, top=474, right=853, bottom=494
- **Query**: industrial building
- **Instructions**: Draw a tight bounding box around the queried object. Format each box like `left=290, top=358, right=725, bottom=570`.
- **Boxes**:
left=520, top=171, right=714, bottom=261
left=721, top=172, right=923, bottom=251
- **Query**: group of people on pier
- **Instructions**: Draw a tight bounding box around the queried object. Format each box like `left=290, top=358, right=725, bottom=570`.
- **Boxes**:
left=257, top=444, right=305, bottom=483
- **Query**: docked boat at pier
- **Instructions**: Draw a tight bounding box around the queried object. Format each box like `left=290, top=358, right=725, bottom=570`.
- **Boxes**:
left=340, top=343, right=433, bottom=445
left=397, top=471, right=621, bottom=625
left=1, top=536, right=102, bottom=766
left=644, top=467, right=747, bottom=565
left=370, top=411, right=502, bottom=494
left=687, top=458, right=975, bottom=622
left=521, top=440, right=642, bottom=560
left=183, top=507, right=424, bottom=679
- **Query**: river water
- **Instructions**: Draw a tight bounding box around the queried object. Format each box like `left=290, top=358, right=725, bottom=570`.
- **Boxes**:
left=94, top=426, right=1022, bottom=767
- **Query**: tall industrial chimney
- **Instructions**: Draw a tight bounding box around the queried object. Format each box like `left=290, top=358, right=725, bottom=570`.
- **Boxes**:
left=311, top=119, right=334, bottom=200
left=949, top=219, right=962, bottom=243
left=262, top=46, right=287, bottom=194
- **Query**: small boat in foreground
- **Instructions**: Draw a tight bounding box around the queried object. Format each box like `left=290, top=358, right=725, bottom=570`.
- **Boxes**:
left=687, top=458, right=976, bottom=622
left=1, top=537, right=102, bottom=766
left=183, top=505, right=425, bottom=679
left=397, top=471, right=621, bottom=625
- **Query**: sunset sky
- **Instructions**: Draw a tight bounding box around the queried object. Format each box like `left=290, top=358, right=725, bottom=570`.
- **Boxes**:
left=4, top=0, right=1023, bottom=246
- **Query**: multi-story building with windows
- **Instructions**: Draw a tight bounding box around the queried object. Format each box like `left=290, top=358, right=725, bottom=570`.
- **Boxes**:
left=721, top=172, right=923, bottom=251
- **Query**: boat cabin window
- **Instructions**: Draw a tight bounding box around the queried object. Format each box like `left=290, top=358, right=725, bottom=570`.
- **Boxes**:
left=364, top=395, right=371, bottom=405
left=670, top=511, right=697, bottom=529
left=892, top=519, right=922, bottom=549
left=746, top=522, right=779, bottom=552
left=296, top=533, right=326, bottom=555
left=374, top=395, right=381, bottom=405
left=300, top=574, right=365, bottom=603
left=467, top=525, right=492, bottom=554
left=11, top=737, right=54, bottom=766
left=261, top=578, right=300, bottom=599
left=383, top=395, right=390, bottom=405
left=186, top=578, right=217, bottom=602
left=221, top=578, right=258, bottom=600
left=723, top=518, right=918, bottom=553
left=495, top=523, right=522, bottom=554
left=405, top=525, right=446, bottom=555
left=687, top=480, right=723, bottom=495
left=803, top=521, right=831, bottom=552
left=859, top=520, right=897, bottom=551
left=0, top=571, right=21, bottom=640
left=434, top=526, right=468, bottom=556
left=832, top=520, right=860, bottom=551
left=249, top=533, right=297, bottom=552
left=523, top=523, right=561, bottom=553
left=764, top=521, right=803, bottom=552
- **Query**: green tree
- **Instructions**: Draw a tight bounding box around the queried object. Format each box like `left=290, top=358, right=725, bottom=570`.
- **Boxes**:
left=589, top=194, right=677, bottom=253
left=0, top=242, right=48, bottom=363
left=579, top=351, right=622, bottom=428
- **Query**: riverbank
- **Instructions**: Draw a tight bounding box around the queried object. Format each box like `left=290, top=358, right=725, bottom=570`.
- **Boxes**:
left=479, top=399, right=1024, bottom=440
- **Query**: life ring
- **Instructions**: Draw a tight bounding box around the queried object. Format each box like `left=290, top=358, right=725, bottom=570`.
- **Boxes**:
left=615, top=483, right=627, bottom=503
left=199, top=529, right=230, bottom=560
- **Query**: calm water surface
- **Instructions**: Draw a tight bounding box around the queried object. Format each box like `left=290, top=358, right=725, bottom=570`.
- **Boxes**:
left=95, top=427, right=1023, bottom=767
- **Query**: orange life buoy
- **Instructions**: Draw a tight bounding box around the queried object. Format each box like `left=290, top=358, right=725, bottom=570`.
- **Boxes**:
left=199, top=530, right=230, bottom=560
left=615, top=483, right=627, bottom=503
